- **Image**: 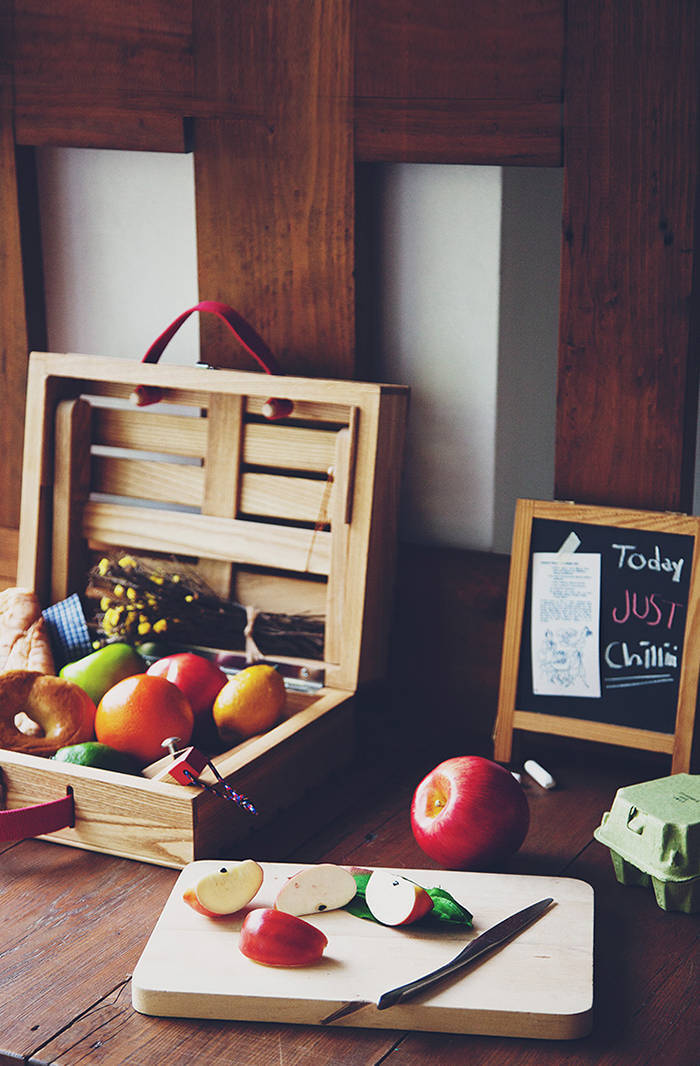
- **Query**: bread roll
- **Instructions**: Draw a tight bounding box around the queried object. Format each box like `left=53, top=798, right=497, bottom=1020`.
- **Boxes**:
left=0, top=587, right=55, bottom=674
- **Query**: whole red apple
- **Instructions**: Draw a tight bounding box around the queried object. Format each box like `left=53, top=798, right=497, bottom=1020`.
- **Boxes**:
left=146, top=653, right=227, bottom=719
left=410, top=756, right=529, bottom=870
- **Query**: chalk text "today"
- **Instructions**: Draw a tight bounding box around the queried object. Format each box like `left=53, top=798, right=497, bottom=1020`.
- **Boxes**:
left=612, top=544, right=684, bottom=583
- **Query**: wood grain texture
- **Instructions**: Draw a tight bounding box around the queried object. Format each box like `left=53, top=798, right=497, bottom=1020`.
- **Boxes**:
left=355, top=0, right=564, bottom=165
left=91, top=455, right=204, bottom=507
left=15, top=108, right=188, bottom=152
left=0, top=838, right=177, bottom=1063
left=3, top=749, right=689, bottom=1064
left=132, top=862, right=593, bottom=1038
left=11, top=0, right=193, bottom=150
left=197, top=392, right=244, bottom=596
left=0, top=81, right=30, bottom=531
left=82, top=502, right=333, bottom=575
left=325, top=427, right=352, bottom=665
left=556, top=0, right=700, bottom=511
left=193, top=0, right=355, bottom=378
left=92, top=405, right=209, bottom=457
left=51, top=397, right=92, bottom=602
left=0, top=526, right=19, bottom=589
left=16, top=366, right=80, bottom=603
left=355, top=99, right=562, bottom=166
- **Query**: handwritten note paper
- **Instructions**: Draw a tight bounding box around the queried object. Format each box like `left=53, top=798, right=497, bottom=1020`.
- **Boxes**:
left=531, top=553, right=601, bottom=698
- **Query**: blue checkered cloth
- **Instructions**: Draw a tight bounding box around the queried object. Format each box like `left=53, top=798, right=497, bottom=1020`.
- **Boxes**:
left=42, top=594, right=93, bottom=668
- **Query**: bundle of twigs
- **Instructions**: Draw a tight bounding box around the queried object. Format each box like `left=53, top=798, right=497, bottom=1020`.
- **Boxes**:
left=85, top=552, right=325, bottom=659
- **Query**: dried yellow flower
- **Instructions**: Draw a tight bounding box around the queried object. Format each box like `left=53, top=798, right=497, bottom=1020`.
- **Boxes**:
left=153, top=619, right=168, bottom=633
left=104, top=606, right=123, bottom=629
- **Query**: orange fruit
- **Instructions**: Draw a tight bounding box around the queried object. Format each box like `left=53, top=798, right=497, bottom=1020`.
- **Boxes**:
left=94, top=674, right=194, bottom=764
left=212, top=665, right=286, bottom=743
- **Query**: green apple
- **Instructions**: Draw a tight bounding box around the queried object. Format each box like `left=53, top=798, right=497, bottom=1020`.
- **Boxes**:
left=60, top=642, right=146, bottom=705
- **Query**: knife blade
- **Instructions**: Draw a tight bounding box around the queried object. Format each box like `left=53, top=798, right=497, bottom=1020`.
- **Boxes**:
left=320, top=896, right=554, bottom=1025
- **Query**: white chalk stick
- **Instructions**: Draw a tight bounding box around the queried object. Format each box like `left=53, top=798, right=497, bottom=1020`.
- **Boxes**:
left=524, top=759, right=556, bottom=789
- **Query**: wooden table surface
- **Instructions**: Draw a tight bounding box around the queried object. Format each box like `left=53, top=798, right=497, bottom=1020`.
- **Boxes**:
left=1, top=737, right=697, bottom=1066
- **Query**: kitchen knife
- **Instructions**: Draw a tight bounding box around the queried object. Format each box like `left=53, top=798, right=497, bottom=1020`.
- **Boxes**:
left=320, top=896, right=554, bottom=1025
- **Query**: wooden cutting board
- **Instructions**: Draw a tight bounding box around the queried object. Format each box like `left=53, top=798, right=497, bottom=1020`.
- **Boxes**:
left=131, top=862, right=594, bottom=1039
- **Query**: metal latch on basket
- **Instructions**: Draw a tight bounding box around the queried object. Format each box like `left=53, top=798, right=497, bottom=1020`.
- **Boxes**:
left=154, top=738, right=258, bottom=815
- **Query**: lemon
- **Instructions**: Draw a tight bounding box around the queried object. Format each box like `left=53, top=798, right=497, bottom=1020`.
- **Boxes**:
left=52, top=742, right=141, bottom=775
left=212, top=664, right=286, bottom=742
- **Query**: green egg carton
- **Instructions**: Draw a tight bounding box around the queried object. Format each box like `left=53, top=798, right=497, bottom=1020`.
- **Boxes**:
left=593, top=773, right=700, bottom=914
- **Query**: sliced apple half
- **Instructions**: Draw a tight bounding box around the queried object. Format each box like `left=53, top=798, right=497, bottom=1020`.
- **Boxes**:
left=364, top=870, right=434, bottom=926
left=239, top=908, right=328, bottom=966
left=274, top=863, right=357, bottom=917
left=184, top=859, right=264, bottom=917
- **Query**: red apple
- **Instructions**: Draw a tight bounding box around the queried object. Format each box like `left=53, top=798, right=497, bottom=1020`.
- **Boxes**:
left=364, top=870, right=434, bottom=926
left=239, top=908, right=328, bottom=967
left=410, top=755, right=529, bottom=870
left=147, top=652, right=227, bottom=719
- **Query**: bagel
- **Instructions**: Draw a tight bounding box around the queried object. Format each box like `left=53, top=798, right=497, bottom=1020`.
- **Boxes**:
left=0, top=670, right=96, bottom=756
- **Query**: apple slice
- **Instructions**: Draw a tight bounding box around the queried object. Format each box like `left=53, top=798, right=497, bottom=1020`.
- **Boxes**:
left=183, top=859, right=263, bottom=917
left=182, top=887, right=231, bottom=919
left=239, top=908, right=328, bottom=966
left=274, top=863, right=357, bottom=916
left=364, top=870, right=434, bottom=926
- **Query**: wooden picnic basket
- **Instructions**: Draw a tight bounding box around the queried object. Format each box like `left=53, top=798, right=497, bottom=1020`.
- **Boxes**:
left=0, top=316, right=408, bottom=867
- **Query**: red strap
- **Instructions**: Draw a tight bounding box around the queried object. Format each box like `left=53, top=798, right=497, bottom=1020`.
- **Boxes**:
left=0, top=790, right=74, bottom=841
left=132, top=301, right=293, bottom=418
left=142, top=300, right=283, bottom=376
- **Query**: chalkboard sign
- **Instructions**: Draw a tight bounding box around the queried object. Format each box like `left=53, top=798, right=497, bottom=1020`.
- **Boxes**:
left=494, top=500, right=700, bottom=773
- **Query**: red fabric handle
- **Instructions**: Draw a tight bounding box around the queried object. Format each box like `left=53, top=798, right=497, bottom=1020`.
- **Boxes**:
left=0, top=790, right=74, bottom=841
left=142, top=300, right=283, bottom=376
left=133, top=301, right=293, bottom=418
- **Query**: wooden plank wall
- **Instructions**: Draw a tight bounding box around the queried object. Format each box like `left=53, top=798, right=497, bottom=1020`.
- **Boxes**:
left=1, top=0, right=698, bottom=744
left=558, top=1, right=700, bottom=511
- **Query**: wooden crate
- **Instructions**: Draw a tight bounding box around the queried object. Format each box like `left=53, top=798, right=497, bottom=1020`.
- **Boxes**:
left=0, top=353, right=408, bottom=867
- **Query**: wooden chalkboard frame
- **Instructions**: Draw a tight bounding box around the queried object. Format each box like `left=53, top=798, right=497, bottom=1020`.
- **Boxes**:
left=493, top=500, right=700, bottom=773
